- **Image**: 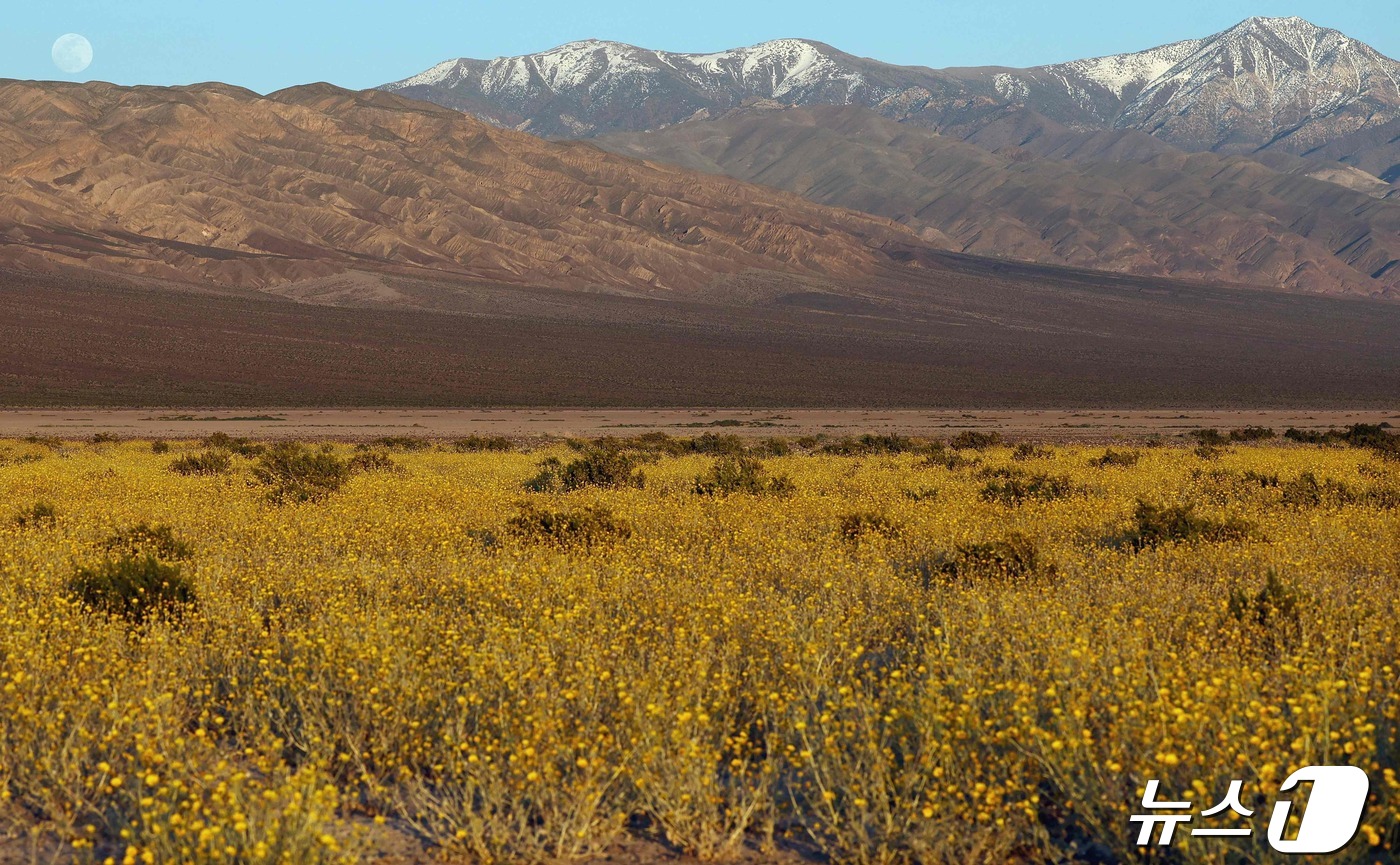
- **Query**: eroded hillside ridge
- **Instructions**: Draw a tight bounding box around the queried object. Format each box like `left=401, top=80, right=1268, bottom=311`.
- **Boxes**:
left=0, top=80, right=918, bottom=290
left=598, top=105, right=1400, bottom=297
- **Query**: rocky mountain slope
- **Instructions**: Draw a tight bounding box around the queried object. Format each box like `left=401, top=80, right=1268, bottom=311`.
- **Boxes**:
left=599, top=105, right=1400, bottom=296
left=0, top=79, right=920, bottom=292
left=384, top=17, right=1400, bottom=168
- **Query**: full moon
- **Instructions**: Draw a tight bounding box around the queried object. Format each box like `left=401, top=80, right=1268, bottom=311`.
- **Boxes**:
left=52, top=34, right=94, bottom=75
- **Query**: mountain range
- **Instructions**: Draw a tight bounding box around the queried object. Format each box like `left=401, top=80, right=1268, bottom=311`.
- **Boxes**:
left=4, top=19, right=1400, bottom=406
left=382, top=17, right=1400, bottom=296
left=383, top=16, right=1400, bottom=165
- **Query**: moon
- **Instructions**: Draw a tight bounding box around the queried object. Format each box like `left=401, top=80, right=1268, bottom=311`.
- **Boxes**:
left=52, top=34, right=94, bottom=75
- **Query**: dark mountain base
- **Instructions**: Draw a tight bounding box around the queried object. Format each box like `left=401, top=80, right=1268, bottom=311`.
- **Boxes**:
left=4, top=263, right=1400, bottom=408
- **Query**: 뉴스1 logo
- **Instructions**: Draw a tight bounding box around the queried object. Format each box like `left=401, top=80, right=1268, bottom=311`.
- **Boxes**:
left=1132, top=766, right=1370, bottom=854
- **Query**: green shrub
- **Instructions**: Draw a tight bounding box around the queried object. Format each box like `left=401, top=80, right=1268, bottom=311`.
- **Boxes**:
left=1280, top=472, right=1354, bottom=508
left=1284, top=424, right=1400, bottom=458
left=1242, top=470, right=1280, bottom=488
left=1228, top=426, right=1275, bottom=442
left=838, top=512, right=901, bottom=541
left=103, top=523, right=194, bottom=561
left=347, top=450, right=400, bottom=474
left=1191, top=429, right=1229, bottom=447
left=525, top=449, right=646, bottom=493
left=453, top=435, right=515, bottom=453
left=1090, top=449, right=1140, bottom=468
left=14, top=501, right=57, bottom=529
left=169, top=450, right=233, bottom=476
left=693, top=456, right=794, bottom=497
left=750, top=437, right=792, bottom=458
left=922, top=450, right=973, bottom=470
left=1228, top=570, right=1303, bottom=651
left=1115, top=501, right=1253, bottom=550
left=201, top=432, right=265, bottom=457
left=939, top=533, right=1045, bottom=582
left=981, top=473, right=1073, bottom=505
left=506, top=504, right=632, bottom=548
left=1012, top=443, right=1055, bottom=461
left=151, top=440, right=171, bottom=455
left=688, top=433, right=748, bottom=456
left=253, top=442, right=352, bottom=503
left=67, top=555, right=197, bottom=625
left=822, top=434, right=927, bottom=456
left=949, top=431, right=1003, bottom=450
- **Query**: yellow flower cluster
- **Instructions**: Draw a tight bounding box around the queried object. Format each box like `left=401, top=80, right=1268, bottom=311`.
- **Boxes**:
left=0, top=437, right=1396, bottom=863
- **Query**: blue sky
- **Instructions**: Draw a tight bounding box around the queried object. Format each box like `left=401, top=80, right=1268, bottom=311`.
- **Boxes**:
left=6, top=1, right=1396, bottom=94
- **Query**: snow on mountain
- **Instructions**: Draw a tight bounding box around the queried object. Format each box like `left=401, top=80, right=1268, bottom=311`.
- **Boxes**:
left=1116, top=17, right=1400, bottom=149
left=387, top=38, right=873, bottom=105
left=1047, top=38, right=1206, bottom=98
left=382, top=18, right=1400, bottom=152
left=393, top=59, right=467, bottom=90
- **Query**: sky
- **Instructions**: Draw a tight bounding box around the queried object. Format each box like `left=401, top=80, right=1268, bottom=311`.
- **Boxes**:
left=6, top=0, right=1397, bottom=94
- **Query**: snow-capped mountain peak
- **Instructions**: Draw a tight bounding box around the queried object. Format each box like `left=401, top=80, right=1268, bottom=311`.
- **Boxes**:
left=1045, top=38, right=1206, bottom=99
left=383, top=17, right=1400, bottom=151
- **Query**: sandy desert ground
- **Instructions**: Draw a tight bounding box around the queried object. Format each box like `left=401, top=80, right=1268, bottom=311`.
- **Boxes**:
left=2, top=408, right=1395, bottom=442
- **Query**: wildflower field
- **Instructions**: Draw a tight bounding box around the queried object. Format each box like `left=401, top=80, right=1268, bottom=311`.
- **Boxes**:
left=1, top=431, right=1397, bottom=864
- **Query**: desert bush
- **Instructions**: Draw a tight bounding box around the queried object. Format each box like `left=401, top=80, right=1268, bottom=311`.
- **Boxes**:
left=929, top=533, right=1045, bottom=582
left=525, top=449, right=646, bottom=493
left=1284, top=423, right=1400, bottom=458
left=452, top=435, right=515, bottom=453
left=1114, top=501, right=1254, bottom=550
left=103, top=523, right=194, bottom=561
left=693, top=456, right=794, bottom=497
left=14, top=501, right=57, bottom=529
left=838, top=511, right=901, bottom=541
left=151, top=440, right=171, bottom=454
left=687, top=433, right=748, bottom=456
left=1242, top=470, right=1280, bottom=488
left=1012, top=443, right=1055, bottom=461
left=1228, top=570, right=1304, bottom=652
left=1090, top=448, right=1140, bottom=468
left=506, top=503, right=632, bottom=548
left=822, top=434, right=926, bottom=456
left=750, top=437, right=792, bottom=458
left=1191, top=428, right=1229, bottom=447
left=922, top=449, right=973, bottom=470
left=1194, top=444, right=1226, bottom=460
left=170, top=450, right=233, bottom=476
left=903, top=487, right=939, bottom=502
left=1280, top=472, right=1349, bottom=508
left=91, top=433, right=120, bottom=444
left=201, top=432, right=265, bottom=457
left=1228, top=426, right=1275, bottom=442
left=949, top=431, right=1003, bottom=450
left=981, top=472, right=1073, bottom=505
left=253, top=442, right=353, bottom=503
left=67, top=555, right=197, bottom=625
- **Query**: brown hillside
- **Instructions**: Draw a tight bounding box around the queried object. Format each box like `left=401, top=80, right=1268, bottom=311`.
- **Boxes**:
left=599, top=106, right=1400, bottom=296
left=0, top=80, right=921, bottom=292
